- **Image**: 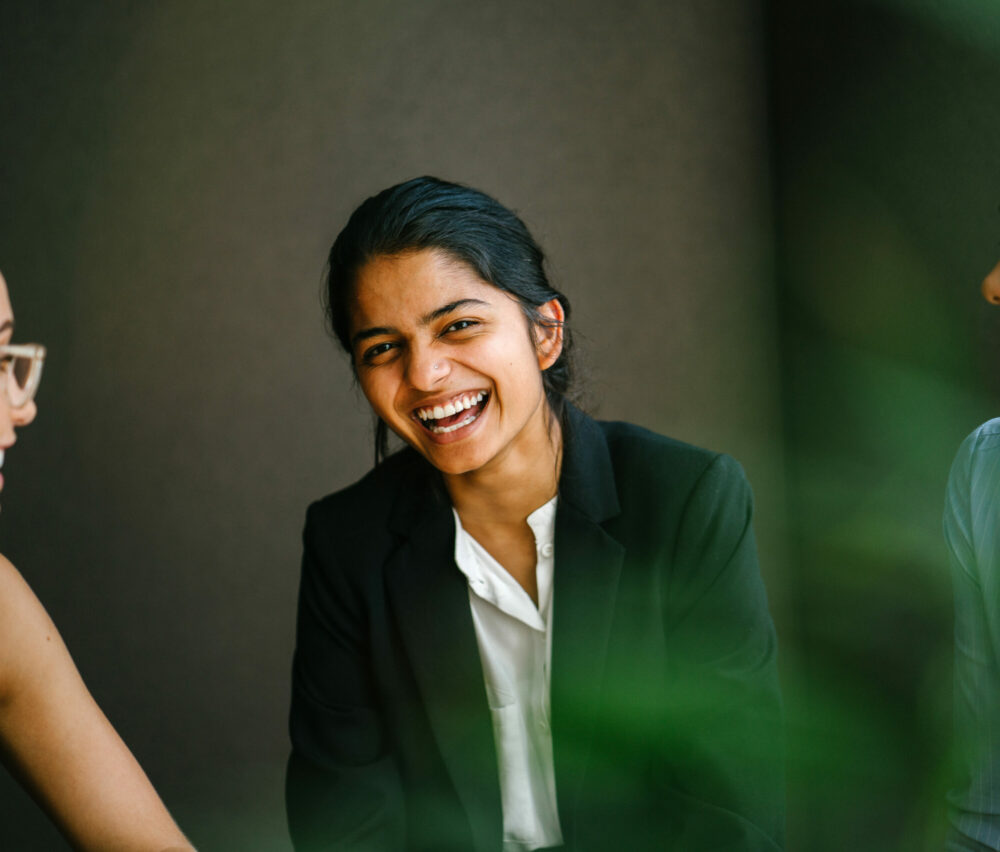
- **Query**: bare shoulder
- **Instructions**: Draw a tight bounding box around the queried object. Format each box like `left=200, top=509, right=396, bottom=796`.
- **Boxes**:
left=0, top=552, right=54, bottom=631
left=0, top=551, right=22, bottom=587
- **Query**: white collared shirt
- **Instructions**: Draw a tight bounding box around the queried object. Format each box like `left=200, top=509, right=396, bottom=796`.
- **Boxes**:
left=452, top=498, right=562, bottom=852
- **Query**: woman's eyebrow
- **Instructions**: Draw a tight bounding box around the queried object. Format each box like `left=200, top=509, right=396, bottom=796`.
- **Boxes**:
left=421, top=298, right=489, bottom=324
left=352, top=325, right=394, bottom=347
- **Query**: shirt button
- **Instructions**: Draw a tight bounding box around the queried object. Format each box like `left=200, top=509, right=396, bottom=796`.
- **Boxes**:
left=540, top=543, right=554, bottom=558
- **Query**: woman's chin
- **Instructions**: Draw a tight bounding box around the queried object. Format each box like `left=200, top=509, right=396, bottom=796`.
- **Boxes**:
left=416, top=441, right=490, bottom=477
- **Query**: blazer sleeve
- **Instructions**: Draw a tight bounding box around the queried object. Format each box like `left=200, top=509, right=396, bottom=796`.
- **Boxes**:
left=660, top=453, right=785, bottom=850
left=286, top=502, right=405, bottom=852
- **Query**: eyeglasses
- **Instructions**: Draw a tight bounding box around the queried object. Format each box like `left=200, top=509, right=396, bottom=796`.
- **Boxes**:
left=0, top=344, right=46, bottom=408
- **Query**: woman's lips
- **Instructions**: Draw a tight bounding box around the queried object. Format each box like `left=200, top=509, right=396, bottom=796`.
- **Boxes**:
left=413, top=391, right=490, bottom=438
left=414, top=390, right=487, bottom=424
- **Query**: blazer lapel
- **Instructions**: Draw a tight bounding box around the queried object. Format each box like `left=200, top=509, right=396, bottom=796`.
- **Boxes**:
left=550, top=408, right=625, bottom=826
left=380, top=407, right=624, bottom=847
left=383, top=459, right=502, bottom=851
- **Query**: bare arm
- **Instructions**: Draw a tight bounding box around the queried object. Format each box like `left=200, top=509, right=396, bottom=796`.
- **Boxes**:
left=0, top=555, right=194, bottom=852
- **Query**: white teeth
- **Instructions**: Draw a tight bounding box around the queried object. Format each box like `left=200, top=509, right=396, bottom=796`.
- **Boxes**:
left=429, top=412, right=478, bottom=434
left=415, top=392, right=489, bottom=423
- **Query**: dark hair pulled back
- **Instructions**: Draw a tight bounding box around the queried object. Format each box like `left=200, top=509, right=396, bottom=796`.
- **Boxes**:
left=325, top=176, right=574, bottom=461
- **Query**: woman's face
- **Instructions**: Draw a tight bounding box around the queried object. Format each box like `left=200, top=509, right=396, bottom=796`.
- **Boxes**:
left=349, top=249, right=563, bottom=478
left=0, top=272, right=38, bottom=493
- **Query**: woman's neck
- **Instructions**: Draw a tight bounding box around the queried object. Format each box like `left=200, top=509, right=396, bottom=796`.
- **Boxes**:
left=443, top=412, right=562, bottom=528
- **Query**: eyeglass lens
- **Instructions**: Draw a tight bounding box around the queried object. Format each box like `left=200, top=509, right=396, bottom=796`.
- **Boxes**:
left=12, top=356, right=31, bottom=390
left=3, top=354, right=38, bottom=406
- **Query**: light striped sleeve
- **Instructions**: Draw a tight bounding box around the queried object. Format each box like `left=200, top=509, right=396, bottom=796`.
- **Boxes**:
left=946, top=420, right=1000, bottom=852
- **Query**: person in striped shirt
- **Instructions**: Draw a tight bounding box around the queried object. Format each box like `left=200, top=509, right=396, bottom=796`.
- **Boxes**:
left=943, top=257, right=1000, bottom=852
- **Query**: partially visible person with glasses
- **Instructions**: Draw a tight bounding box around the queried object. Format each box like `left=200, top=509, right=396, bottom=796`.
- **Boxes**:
left=0, top=270, right=194, bottom=851
left=943, top=258, right=1000, bottom=852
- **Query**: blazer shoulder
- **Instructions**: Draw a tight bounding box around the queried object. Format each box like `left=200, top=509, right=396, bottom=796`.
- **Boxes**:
left=597, top=419, right=744, bottom=493
left=304, top=448, right=423, bottom=543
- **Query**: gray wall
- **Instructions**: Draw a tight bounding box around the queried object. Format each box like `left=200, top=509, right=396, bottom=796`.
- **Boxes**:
left=0, top=2, right=781, bottom=848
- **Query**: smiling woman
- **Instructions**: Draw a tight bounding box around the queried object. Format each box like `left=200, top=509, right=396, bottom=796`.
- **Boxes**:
left=350, top=250, right=563, bottom=479
left=0, top=271, right=194, bottom=852
left=287, top=177, right=785, bottom=852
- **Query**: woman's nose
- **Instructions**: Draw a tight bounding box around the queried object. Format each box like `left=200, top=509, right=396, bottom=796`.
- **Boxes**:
left=405, top=346, right=450, bottom=389
left=12, top=399, right=36, bottom=427
left=0, top=395, right=35, bottom=442
left=982, top=258, right=1000, bottom=305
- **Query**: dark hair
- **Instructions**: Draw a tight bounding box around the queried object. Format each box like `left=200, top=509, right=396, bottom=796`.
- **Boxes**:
left=325, top=176, right=575, bottom=461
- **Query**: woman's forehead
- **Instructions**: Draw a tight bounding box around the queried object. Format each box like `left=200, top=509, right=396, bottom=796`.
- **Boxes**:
left=360, top=249, right=481, bottom=289
left=353, top=250, right=498, bottom=319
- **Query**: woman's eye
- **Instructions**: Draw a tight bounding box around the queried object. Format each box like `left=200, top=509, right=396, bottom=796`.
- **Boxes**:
left=445, top=319, right=478, bottom=334
left=361, top=342, right=395, bottom=363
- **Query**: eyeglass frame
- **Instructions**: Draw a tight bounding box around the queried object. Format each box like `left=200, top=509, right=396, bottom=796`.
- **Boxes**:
left=0, top=343, right=46, bottom=408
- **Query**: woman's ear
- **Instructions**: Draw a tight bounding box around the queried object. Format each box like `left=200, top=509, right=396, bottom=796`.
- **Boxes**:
left=534, top=298, right=565, bottom=370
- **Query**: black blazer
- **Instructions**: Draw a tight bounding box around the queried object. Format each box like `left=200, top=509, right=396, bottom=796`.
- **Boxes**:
left=287, top=406, right=784, bottom=851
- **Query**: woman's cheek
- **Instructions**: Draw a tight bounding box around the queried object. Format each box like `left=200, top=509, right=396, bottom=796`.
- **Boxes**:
left=359, top=374, right=389, bottom=418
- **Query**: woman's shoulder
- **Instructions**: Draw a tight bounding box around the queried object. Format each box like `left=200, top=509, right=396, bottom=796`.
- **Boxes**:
left=299, top=449, right=443, bottom=579
left=0, top=553, right=34, bottom=611
left=598, top=419, right=718, bottom=459
left=579, top=416, right=751, bottom=529
left=304, top=447, right=428, bottom=532
left=0, top=551, right=18, bottom=581
left=596, top=418, right=743, bottom=486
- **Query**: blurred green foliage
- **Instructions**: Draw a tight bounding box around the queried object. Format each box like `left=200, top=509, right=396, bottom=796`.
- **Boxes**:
left=768, top=0, right=1000, bottom=848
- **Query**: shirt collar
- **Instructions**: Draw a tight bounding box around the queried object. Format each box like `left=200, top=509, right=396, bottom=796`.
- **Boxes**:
left=452, top=497, right=558, bottom=632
